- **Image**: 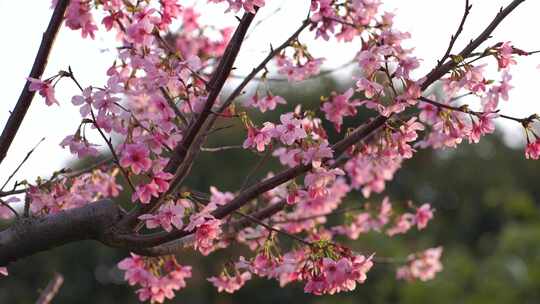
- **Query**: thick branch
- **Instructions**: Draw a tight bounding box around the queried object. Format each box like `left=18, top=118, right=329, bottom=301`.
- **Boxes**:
left=0, top=0, right=70, bottom=166
left=0, top=200, right=122, bottom=265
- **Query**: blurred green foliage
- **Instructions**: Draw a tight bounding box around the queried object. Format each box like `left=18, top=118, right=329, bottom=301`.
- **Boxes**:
left=1, top=78, right=540, bottom=303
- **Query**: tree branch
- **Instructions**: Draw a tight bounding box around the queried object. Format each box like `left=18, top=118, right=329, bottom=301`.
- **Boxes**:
left=0, top=200, right=122, bottom=265
left=36, top=273, right=64, bottom=304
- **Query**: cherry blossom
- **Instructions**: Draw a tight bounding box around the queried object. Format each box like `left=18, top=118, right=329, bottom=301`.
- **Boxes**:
left=397, top=247, right=443, bottom=282
left=208, top=271, right=252, bottom=293
left=27, top=77, right=58, bottom=106
left=120, top=144, right=152, bottom=175
left=245, top=91, right=287, bottom=113
left=243, top=122, right=275, bottom=152
left=321, top=89, right=361, bottom=132
left=274, top=113, right=307, bottom=145
left=60, top=135, right=100, bottom=158
left=139, top=201, right=185, bottom=232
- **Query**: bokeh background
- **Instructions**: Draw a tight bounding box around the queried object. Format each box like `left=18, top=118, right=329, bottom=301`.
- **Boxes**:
left=1, top=0, right=540, bottom=303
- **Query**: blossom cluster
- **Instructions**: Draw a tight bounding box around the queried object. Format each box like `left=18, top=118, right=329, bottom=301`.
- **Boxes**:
left=27, top=168, right=121, bottom=216
left=118, top=254, right=192, bottom=303
left=396, top=247, right=444, bottom=282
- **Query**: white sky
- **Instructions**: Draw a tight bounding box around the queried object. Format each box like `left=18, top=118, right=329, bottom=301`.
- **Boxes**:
left=0, top=0, right=539, bottom=189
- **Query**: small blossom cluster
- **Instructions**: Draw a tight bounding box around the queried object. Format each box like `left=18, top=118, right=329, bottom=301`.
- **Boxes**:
left=27, top=168, right=121, bottom=215
left=417, top=42, right=525, bottom=149
left=229, top=240, right=373, bottom=296
left=276, top=54, right=324, bottom=82
left=244, top=110, right=329, bottom=157
left=345, top=118, right=424, bottom=197
left=208, top=270, right=252, bottom=293
left=396, top=247, right=444, bottom=282
left=310, top=0, right=382, bottom=41
left=331, top=197, right=434, bottom=239
left=138, top=200, right=189, bottom=232
left=244, top=91, right=287, bottom=113
left=28, top=77, right=58, bottom=106
left=118, top=254, right=192, bottom=303
left=208, top=0, right=265, bottom=13
left=321, top=89, right=362, bottom=132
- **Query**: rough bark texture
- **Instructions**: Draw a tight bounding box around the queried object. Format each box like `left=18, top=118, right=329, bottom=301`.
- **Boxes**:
left=0, top=200, right=122, bottom=265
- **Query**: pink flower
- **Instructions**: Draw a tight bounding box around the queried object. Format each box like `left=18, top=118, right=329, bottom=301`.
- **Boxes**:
left=152, top=172, right=174, bottom=193
left=133, top=182, right=160, bottom=204
left=0, top=267, right=7, bottom=277
left=208, top=271, right=251, bottom=293
left=71, top=87, right=94, bottom=117
left=322, top=258, right=349, bottom=286
left=495, top=71, right=513, bottom=102
left=27, top=77, right=58, bottom=106
left=496, top=41, right=516, bottom=70
left=120, top=144, right=152, bottom=174
left=322, top=89, right=361, bottom=132
left=356, top=77, right=383, bottom=99
left=210, top=186, right=234, bottom=207
left=60, top=135, right=99, bottom=158
left=276, top=56, right=324, bottom=81
left=301, top=142, right=333, bottom=168
left=469, top=114, right=496, bottom=144
left=273, top=147, right=302, bottom=167
left=275, top=113, right=307, bottom=145
left=125, top=11, right=155, bottom=47
left=65, top=0, right=98, bottom=39
left=118, top=253, right=149, bottom=286
left=243, top=123, right=275, bottom=152
left=138, top=201, right=185, bottom=232
left=415, top=203, right=434, bottom=230
left=118, top=254, right=192, bottom=303
left=525, top=138, right=540, bottom=160
left=357, top=49, right=381, bottom=76
left=194, top=218, right=222, bottom=255
left=181, top=7, right=199, bottom=32
left=409, top=247, right=444, bottom=281
left=386, top=213, right=414, bottom=236
left=245, top=92, right=286, bottom=113
left=209, top=0, right=265, bottom=13
left=243, top=0, right=265, bottom=13
left=303, top=252, right=374, bottom=295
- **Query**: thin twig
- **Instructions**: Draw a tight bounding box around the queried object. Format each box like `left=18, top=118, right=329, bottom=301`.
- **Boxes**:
left=36, top=273, right=64, bottom=304
left=200, top=145, right=243, bottom=152
left=1, top=137, right=45, bottom=192
left=67, top=68, right=136, bottom=193
left=419, top=96, right=532, bottom=124
left=0, top=198, right=19, bottom=219
left=438, top=0, right=472, bottom=67
left=240, top=147, right=272, bottom=191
